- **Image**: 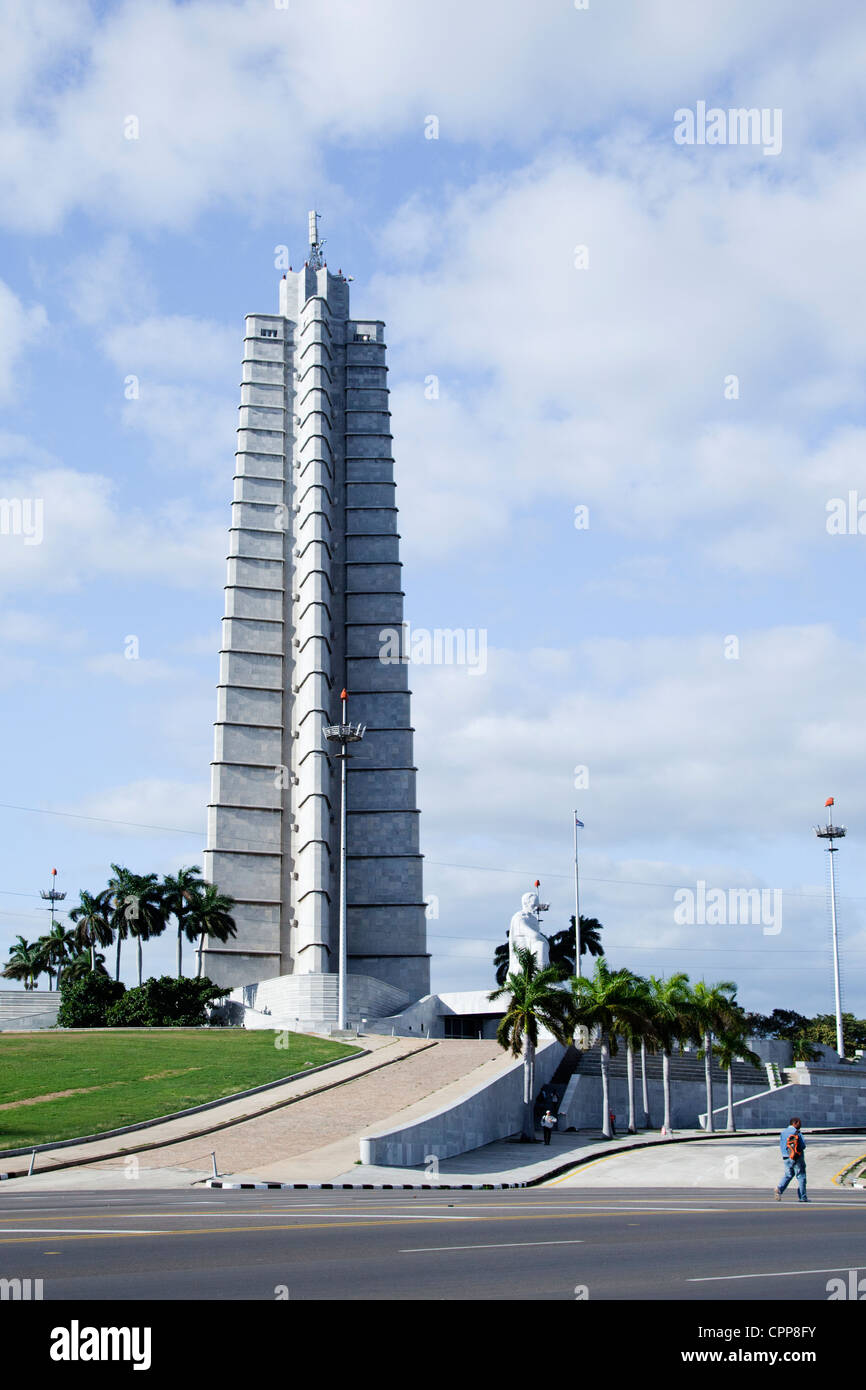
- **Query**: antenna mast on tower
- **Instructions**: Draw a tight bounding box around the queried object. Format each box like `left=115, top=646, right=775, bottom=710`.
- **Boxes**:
left=308, top=210, right=325, bottom=271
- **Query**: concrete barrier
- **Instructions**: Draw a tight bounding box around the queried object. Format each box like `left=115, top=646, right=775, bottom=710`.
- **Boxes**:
left=702, top=1071, right=866, bottom=1129
left=360, top=1037, right=566, bottom=1167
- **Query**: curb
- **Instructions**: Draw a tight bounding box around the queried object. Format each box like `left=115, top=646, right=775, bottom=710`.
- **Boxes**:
left=204, top=1179, right=526, bottom=1190
left=211, top=1128, right=866, bottom=1195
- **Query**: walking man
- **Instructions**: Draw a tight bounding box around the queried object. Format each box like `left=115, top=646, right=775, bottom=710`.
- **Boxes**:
left=541, top=1110, right=557, bottom=1146
left=775, top=1117, right=808, bottom=1202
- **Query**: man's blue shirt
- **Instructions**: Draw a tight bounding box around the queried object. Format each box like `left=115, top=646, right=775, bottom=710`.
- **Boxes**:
left=780, top=1125, right=806, bottom=1158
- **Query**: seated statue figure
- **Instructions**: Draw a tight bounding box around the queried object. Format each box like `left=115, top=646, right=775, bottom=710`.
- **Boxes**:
left=507, top=891, right=550, bottom=977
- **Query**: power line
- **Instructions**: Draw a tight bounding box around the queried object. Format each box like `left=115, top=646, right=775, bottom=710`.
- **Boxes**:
left=0, top=802, right=203, bottom=837
left=1, top=798, right=863, bottom=905
left=426, top=931, right=866, bottom=955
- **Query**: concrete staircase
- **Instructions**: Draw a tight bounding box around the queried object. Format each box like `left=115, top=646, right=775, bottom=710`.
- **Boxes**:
left=575, top=1046, right=766, bottom=1088
left=551, top=1043, right=770, bottom=1130
left=0, top=990, right=60, bottom=1031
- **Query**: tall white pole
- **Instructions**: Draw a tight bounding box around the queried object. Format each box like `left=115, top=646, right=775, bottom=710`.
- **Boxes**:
left=828, top=843, right=844, bottom=1059
left=573, top=812, right=582, bottom=978
left=338, top=690, right=348, bottom=1032
left=816, top=798, right=846, bottom=1062
left=325, top=688, right=365, bottom=1034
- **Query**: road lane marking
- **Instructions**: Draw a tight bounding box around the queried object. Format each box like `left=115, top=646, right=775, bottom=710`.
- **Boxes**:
left=0, top=1199, right=857, bottom=1246
left=689, top=1264, right=866, bottom=1282
left=0, top=1228, right=161, bottom=1234
left=0, top=1212, right=473, bottom=1225
left=400, top=1239, right=586, bottom=1253
left=546, top=1152, right=631, bottom=1185
left=832, top=1150, right=866, bottom=1187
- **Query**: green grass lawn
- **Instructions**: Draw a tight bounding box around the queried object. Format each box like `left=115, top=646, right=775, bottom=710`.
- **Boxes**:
left=0, top=1030, right=358, bottom=1151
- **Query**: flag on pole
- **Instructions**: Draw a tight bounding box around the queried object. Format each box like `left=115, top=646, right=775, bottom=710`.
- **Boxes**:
left=575, top=815, right=585, bottom=828
left=825, top=797, right=834, bottom=807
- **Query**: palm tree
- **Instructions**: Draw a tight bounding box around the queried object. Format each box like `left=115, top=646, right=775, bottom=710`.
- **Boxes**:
left=493, top=915, right=605, bottom=987
left=2, top=935, right=43, bottom=989
left=161, top=866, right=204, bottom=979
left=713, top=1017, right=762, bottom=1132
left=646, top=973, right=692, bottom=1135
left=488, top=946, right=572, bottom=1141
left=106, top=864, right=136, bottom=982
left=568, top=914, right=605, bottom=979
left=185, top=883, right=237, bottom=978
left=63, top=950, right=109, bottom=982
left=570, top=959, right=649, bottom=1139
left=35, top=921, right=75, bottom=988
left=123, top=872, right=167, bottom=986
left=690, top=979, right=739, bottom=1135
left=639, top=1029, right=658, bottom=1129
left=614, top=973, right=655, bottom=1134
left=68, top=890, right=114, bottom=972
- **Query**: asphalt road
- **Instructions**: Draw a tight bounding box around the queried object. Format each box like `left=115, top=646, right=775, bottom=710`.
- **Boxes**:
left=1, top=1187, right=865, bottom=1300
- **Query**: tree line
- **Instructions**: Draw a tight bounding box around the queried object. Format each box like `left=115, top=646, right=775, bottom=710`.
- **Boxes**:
left=492, top=947, right=763, bottom=1142
left=1, top=865, right=236, bottom=991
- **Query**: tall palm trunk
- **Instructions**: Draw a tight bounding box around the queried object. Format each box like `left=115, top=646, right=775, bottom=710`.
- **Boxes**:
left=90, top=940, right=95, bottom=973
left=115, top=930, right=122, bottom=982
left=196, top=933, right=205, bottom=979
left=626, top=1039, right=636, bottom=1133
left=521, top=1035, right=536, bottom=1141
left=640, top=1038, right=651, bottom=1127
left=726, top=1065, right=735, bottom=1132
left=137, top=936, right=143, bottom=987
left=176, top=920, right=183, bottom=980
left=704, top=1030, right=714, bottom=1132
left=600, top=1031, right=611, bottom=1138
left=662, top=1048, right=672, bottom=1133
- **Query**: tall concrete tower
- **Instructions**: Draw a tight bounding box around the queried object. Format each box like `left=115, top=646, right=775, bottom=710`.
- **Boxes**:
left=202, top=216, right=430, bottom=1020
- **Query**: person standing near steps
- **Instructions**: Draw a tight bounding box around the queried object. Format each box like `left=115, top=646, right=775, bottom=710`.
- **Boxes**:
left=775, top=1117, right=808, bottom=1203
left=541, top=1110, right=557, bottom=1146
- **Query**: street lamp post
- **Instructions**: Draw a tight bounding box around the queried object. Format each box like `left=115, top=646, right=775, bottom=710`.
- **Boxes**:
left=324, top=688, right=366, bottom=1031
left=40, top=868, right=66, bottom=989
left=573, top=813, right=584, bottom=978
left=814, top=797, right=847, bottom=1061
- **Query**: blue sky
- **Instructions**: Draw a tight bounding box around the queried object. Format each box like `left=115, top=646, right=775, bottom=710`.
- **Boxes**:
left=1, top=0, right=866, bottom=1017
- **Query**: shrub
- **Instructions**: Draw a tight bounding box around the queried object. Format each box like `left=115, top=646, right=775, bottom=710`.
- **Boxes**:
left=57, top=973, right=126, bottom=1028
left=105, top=975, right=230, bottom=1028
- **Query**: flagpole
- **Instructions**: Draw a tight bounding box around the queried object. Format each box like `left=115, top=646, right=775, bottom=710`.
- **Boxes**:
left=573, top=811, right=582, bottom=978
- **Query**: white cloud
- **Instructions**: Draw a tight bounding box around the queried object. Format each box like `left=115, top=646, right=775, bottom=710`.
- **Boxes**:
left=103, top=315, right=238, bottom=380
left=1, top=0, right=865, bottom=232
left=413, top=625, right=866, bottom=853
left=0, top=451, right=225, bottom=595
left=70, top=778, right=207, bottom=842
left=375, top=149, right=866, bottom=570
left=119, top=382, right=236, bottom=475
left=0, top=280, right=47, bottom=399
left=59, top=235, right=153, bottom=327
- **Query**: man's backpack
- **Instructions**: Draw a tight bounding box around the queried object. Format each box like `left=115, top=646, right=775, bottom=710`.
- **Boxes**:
left=786, top=1129, right=803, bottom=1160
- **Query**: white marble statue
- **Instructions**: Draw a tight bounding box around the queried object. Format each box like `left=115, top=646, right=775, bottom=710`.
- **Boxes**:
left=508, top=891, right=550, bottom=976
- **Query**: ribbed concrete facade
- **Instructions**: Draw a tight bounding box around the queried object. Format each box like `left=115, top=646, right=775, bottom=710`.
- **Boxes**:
left=202, top=259, right=429, bottom=1002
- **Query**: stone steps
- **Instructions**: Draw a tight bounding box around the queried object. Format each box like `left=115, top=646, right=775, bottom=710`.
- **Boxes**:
left=575, top=1047, right=763, bottom=1088
left=0, top=991, right=60, bottom=1029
